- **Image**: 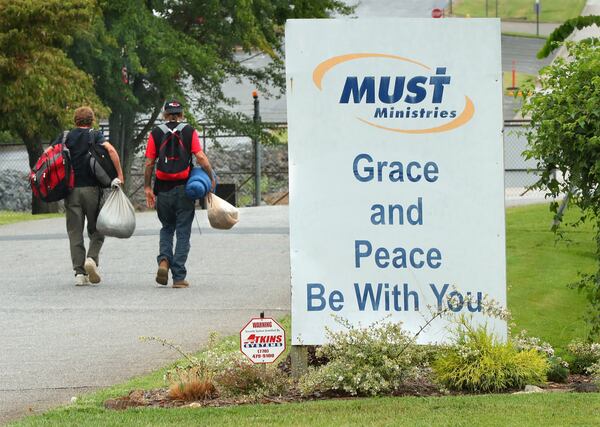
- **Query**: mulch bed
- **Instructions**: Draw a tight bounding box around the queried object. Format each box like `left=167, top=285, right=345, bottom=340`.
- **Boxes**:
left=104, top=376, right=598, bottom=410
left=104, top=354, right=598, bottom=412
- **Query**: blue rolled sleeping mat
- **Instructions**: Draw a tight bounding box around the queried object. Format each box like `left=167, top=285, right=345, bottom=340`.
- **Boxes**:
left=185, top=167, right=217, bottom=200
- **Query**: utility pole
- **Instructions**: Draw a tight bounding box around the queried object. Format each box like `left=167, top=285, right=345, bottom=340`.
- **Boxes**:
left=496, top=0, right=498, bottom=17
left=252, top=91, right=261, bottom=206
left=486, top=0, right=488, bottom=17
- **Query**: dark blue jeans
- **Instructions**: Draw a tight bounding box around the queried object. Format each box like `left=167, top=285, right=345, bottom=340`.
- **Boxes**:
left=156, top=185, right=195, bottom=281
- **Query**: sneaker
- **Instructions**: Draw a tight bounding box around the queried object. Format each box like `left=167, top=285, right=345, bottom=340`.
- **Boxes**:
left=172, top=279, right=189, bottom=289
left=156, top=260, right=169, bottom=286
left=84, top=258, right=101, bottom=284
left=75, top=274, right=90, bottom=286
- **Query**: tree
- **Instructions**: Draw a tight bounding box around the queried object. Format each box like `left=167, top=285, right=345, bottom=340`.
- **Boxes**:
left=521, top=40, right=600, bottom=339
left=538, top=15, right=600, bottom=59
left=0, top=0, right=108, bottom=213
left=67, top=0, right=352, bottom=187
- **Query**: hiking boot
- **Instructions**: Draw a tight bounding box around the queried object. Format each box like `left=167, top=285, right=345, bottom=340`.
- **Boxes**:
left=84, top=258, right=101, bottom=284
left=156, top=260, right=169, bottom=286
left=172, top=279, right=189, bottom=289
left=75, top=274, right=90, bottom=286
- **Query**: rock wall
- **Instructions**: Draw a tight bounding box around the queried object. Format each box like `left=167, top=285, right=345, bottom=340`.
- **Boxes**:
left=0, top=170, right=32, bottom=211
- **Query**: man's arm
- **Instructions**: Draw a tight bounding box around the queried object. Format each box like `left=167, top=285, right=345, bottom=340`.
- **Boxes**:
left=101, top=142, right=125, bottom=184
left=144, top=158, right=156, bottom=208
left=194, top=151, right=216, bottom=191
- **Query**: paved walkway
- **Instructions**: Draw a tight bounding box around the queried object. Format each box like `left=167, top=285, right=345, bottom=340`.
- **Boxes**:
left=0, top=206, right=290, bottom=423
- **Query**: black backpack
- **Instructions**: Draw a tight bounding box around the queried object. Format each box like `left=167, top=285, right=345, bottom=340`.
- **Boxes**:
left=154, top=123, right=192, bottom=181
left=87, top=130, right=118, bottom=188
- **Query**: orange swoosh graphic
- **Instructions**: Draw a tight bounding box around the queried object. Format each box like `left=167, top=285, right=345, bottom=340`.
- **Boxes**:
left=313, top=53, right=431, bottom=90
left=356, top=96, right=475, bottom=134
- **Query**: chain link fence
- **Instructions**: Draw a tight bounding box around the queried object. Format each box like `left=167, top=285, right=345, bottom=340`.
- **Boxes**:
left=0, top=120, right=547, bottom=215
left=0, top=123, right=290, bottom=214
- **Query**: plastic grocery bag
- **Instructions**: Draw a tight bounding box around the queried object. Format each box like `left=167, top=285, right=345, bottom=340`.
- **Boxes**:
left=97, top=185, right=136, bottom=238
left=206, top=193, right=239, bottom=230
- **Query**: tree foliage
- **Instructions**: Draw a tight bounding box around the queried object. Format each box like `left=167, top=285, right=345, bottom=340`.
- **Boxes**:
left=521, top=40, right=600, bottom=339
left=537, top=15, right=600, bottom=59
left=0, top=0, right=107, bottom=150
left=68, top=0, right=352, bottom=183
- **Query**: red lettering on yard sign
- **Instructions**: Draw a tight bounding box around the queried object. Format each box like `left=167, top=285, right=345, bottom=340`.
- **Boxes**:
left=240, top=317, right=286, bottom=364
left=431, top=8, right=443, bottom=18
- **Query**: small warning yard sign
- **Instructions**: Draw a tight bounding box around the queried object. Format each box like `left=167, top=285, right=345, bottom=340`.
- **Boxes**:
left=240, top=317, right=286, bottom=364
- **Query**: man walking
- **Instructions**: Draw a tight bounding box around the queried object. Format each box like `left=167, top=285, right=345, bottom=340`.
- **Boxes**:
left=54, top=106, right=124, bottom=286
left=144, top=100, right=215, bottom=288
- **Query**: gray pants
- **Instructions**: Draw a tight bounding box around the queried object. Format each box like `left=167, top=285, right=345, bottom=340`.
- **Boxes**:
left=64, top=187, right=104, bottom=275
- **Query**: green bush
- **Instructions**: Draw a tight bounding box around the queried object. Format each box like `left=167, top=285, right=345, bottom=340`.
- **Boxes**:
left=213, top=359, right=288, bottom=398
left=298, top=318, right=425, bottom=396
left=433, top=321, right=548, bottom=392
left=566, top=340, right=600, bottom=374
left=547, top=356, right=570, bottom=383
left=512, top=330, right=569, bottom=383
left=587, top=362, right=600, bottom=386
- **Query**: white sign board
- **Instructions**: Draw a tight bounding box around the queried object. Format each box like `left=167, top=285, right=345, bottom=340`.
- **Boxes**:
left=240, top=318, right=286, bottom=363
left=286, top=19, right=506, bottom=345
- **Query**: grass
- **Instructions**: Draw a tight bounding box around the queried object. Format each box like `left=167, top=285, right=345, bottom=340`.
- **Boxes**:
left=501, top=31, right=547, bottom=40
left=8, top=203, right=600, bottom=425
left=0, top=211, right=63, bottom=226
left=506, top=204, right=593, bottom=352
left=453, top=0, right=585, bottom=22
left=12, top=393, right=600, bottom=426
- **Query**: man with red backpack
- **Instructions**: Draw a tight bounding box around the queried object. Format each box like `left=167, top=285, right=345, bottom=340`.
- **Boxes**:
left=46, top=107, right=124, bottom=286
left=144, top=100, right=215, bottom=288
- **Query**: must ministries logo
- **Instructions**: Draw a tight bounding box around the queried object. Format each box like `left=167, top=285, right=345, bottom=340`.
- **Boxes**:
left=312, top=53, right=475, bottom=134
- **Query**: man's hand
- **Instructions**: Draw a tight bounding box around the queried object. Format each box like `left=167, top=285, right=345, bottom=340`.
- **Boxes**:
left=145, top=186, right=156, bottom=209
left=118, top=173, right=125, bottom=186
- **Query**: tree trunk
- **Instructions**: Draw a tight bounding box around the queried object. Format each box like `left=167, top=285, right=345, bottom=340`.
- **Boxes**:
left=22, top=135, right=59, bottom=214
left=109, top=105, right=161, bottom=196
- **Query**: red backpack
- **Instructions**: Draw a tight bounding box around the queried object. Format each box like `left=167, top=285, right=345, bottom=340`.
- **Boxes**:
left=155, top=123, right=191, bottom=180
left=29, top=131, right=75, bottom=202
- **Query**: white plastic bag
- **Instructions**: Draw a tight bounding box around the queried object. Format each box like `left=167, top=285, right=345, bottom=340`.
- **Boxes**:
left=97, top=186, right=136, bottom=238
left=207, top=193, right=239, bottom=230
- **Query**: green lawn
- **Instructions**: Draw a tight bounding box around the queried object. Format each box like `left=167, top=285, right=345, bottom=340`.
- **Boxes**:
left=0, top=211, right=63, bottom=226
left=12, top=393, right=600, bottom=426
left=9, top=203, right=599, bottom=425
left=453, top=0, right=585, bottom=22
left=507, top=204, right=593, bottom=352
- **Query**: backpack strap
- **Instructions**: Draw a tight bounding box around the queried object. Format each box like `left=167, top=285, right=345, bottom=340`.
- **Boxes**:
left=87, top=128, right=96, bottom=146
left=51, top=130, right=69, bottom=147
left=158, top=124, right=172, bottom=135
left=174, top=123, right=187, bottom=133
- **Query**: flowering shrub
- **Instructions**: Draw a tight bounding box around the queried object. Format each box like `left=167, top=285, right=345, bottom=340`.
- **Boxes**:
left=433, top=320, right=548, bottom=392
left=512, top=330, right=569, bottom=383
left=567, top=340, right=600, bottom=374
left=587, top=362, right=600, bottom=386
left=298, top=318, right=424, bottom=396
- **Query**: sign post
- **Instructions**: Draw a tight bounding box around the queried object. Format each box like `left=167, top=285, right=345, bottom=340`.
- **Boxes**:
left=535, top=1, right=540, bottom=36
left=286, top=19, right=506, bottom=346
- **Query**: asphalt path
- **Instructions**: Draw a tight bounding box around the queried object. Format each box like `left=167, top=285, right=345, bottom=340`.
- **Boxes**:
left=0, top=206, right=291, bottom=423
